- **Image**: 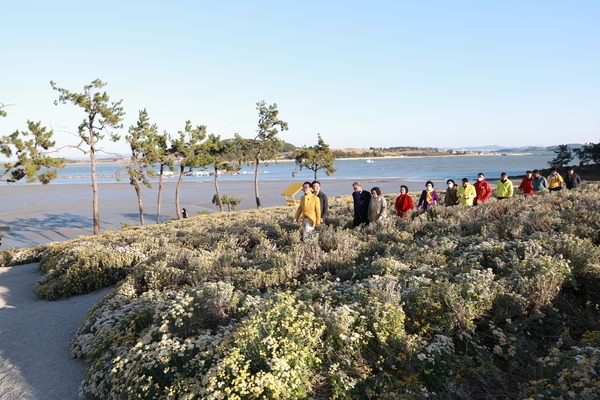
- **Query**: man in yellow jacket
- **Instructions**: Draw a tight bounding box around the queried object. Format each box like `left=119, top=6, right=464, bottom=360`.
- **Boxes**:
left=293, top=182, right=321, bottom=240
left=457, top=178, right=477, bottom=206
left=495, top=172, right=514, bottom=199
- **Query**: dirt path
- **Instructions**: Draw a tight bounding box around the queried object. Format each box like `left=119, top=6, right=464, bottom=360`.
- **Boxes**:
left=0, top=264, right=111, bottom=400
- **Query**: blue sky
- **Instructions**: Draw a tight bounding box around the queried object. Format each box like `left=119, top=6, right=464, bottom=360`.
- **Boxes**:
left=2, top=1, right=599, bottom=156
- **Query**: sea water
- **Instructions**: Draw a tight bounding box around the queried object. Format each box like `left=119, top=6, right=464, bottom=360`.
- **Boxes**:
left=15, top=154, right=555, bottom=185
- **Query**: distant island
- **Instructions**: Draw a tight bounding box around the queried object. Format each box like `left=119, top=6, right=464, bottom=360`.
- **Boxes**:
left=64, top=144, right=584, bottom=163
left=324, top=144, right=584, bottom=159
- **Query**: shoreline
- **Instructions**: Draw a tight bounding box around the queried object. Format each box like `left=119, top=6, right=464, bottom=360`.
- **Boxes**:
left=2, top=163, right=596, bottom=249
left=0, top=178, right=414, bottom=249
left=64, top=152, right=553, bottom=166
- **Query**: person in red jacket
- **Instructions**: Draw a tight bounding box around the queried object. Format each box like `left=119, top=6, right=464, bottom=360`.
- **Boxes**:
left=394, top=185, right=414, bottom=217
left=518, top=170, right=534, bottom=196
left=473, top=173, right=492, bottom=205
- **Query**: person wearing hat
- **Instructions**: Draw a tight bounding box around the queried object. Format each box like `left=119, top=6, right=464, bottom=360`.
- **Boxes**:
left=565, top=168, right=581, bottom=190
left=457, top=178, right=476, bottom=206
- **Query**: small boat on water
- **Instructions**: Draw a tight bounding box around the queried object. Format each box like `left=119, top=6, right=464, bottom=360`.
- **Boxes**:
left=365, top=159, right=374, bottom=163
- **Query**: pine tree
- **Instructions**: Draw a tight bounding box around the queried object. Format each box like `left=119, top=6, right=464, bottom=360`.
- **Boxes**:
left=51, top=79, right=124, bottom=234
left=238, top=101, right=288, bottom=208
left=548, top=144, right=573, bottom=169
left=292, top=133, right=337, bottom=180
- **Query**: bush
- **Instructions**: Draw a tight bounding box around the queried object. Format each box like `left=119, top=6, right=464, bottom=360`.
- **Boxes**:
left=13, top=183, right=600, bottom=398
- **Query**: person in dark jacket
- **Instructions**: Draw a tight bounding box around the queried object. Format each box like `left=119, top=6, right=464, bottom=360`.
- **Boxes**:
left=565, top=168, right=581, bottom=189
left=182, top=208, right=189, bottom=218
left=312, top=180, right=328, bottom=223
left=444, top=179, right=459, bottom=206
left=352, top=181, right=371, bottom=227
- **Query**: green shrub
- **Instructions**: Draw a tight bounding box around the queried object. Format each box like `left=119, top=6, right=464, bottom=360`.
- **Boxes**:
left=13, top=183, right=600, bottom=398
left=200, top=292, right=325, bottom=399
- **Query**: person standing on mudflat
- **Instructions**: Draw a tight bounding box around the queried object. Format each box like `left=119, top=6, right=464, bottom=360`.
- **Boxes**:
left=352, top=182, right=371, bottom=227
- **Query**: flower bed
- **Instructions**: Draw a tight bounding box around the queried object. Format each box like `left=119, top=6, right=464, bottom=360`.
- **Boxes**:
left=3, top=186, right=600, bottom=398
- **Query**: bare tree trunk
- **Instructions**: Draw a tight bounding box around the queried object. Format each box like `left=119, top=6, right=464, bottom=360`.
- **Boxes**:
left=214, top=167, right=223, bottom=212
left=175, top=164, right=184, bottom=219
left=156, top=164, right=164, bottom=223
left=132, top=178, right=145, bottom=225
left=90, top=138, right=100, bottom=235
left=314, top=169, right=317, bottom=180
left=254, top=160, right=261, bottom=208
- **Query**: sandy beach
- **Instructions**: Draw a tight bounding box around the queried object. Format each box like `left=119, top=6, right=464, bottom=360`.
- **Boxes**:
left=0, top=177, right=415, bottom=249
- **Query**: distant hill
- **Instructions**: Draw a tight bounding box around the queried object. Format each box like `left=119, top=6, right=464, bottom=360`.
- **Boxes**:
left=441, top=144, right=584, bottom=153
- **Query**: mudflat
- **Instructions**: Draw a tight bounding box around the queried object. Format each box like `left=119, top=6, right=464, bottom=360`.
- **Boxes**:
left=0, top=177, right=414, bottom=249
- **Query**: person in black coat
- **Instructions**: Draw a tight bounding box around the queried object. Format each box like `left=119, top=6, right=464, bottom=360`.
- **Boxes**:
left=352, top=181, right=371, bottom=227
left=312, top=180, right=328, bottom=223
left=565, top=168, right=581, bottom=189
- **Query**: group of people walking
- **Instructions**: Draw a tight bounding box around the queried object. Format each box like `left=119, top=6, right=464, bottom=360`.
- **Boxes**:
left=409, top=168, right=581, bottom=212
left=293, top=180, right=328, bottom=240
left=515, top=168, right=580, bottom=195
left=293, top=168, right=582, bottom=238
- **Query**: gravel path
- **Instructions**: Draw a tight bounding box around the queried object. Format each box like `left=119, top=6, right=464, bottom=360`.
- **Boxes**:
left=0, top=264, right=111, bottom=400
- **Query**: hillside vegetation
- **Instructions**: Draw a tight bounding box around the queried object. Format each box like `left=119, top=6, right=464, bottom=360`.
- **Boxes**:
left=2, top=186, right=600, bottom=399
